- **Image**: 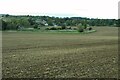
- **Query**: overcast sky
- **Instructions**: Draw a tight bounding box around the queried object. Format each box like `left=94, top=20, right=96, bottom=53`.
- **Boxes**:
left=0, top=0, right=119, bottom=19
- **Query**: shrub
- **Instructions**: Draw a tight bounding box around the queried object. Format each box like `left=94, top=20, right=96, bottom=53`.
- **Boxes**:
left=78, top=27, right=84, bottom=32
left=33, top=24, right=38, bottom=29
left=61, top=24, right=66, bottom=29
left=77, top=24, right=84, bottom=32
left=38, top=27, right=40, bottom=29
left=57, top=27, right=62, bottom=30
left=82, top=24, right=87, bottom=29
left=50, top=27, right=57, bottom=30
left=72, top=27, right=77, bottom=30
left=88, top=27, right=92, bottom=30
left=45, top=27, right=50, bottom=30
left=66, top=26, right=71, bottom=29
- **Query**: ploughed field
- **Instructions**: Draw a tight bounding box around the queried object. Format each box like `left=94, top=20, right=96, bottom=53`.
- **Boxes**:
left=2, top=27, right=118, bottom=78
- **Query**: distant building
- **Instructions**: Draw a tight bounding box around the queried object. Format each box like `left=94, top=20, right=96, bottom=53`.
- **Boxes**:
left=45, top=23, right=48, bottom=26
left=35, top=19, right=48, bottom=26
left=53, top=23, right=57, bottom=27
left=17, top=26, right=24, bottom=30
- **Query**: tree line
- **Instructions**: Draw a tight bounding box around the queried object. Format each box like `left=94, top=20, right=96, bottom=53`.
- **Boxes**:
left=0, top=14, right=119, bottom=30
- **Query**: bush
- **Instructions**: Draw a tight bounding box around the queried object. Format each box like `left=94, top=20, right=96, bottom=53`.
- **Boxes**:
left=84, top=24, right=87, bottom=29
left=78, top=27, right=84, bottom=32
left=57, top=27, right=62, bottom=30
left=33, top=25, right=38, bottom=29
left=72, top=27, right=77, bottom=30
left=45, top=27, right=50, bottom=30
left=77, top=24, right=84, bottom=32
left=2, top=20, right=7, bottom=30
left=45, top=27, right=57, bottom=30
left=88, top=27, right=92, bottom=30
left=61, top=24, right=66, bottom=29
left=50, top=27, right=57, bottom=30
left=66, top=26, right=71, bottom=29
left=38, top=27, right=40, bottom=29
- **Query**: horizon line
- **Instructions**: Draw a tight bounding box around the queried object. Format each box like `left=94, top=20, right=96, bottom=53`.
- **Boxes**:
left=0, top=13, right=118, bottom=20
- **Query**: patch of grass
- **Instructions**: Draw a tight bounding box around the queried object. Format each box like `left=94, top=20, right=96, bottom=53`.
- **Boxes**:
left=83, top=30, right=97, bottom=34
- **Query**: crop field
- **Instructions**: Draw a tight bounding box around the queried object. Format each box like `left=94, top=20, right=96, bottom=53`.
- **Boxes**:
left=2, top=27, right=118, bottom=78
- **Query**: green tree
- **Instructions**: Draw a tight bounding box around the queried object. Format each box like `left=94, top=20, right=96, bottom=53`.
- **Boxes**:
left=77, top=23, right=84, bottom=32
left=61, top=23, right=66, bottom=29
left=2, top=20, right=7, bottom=30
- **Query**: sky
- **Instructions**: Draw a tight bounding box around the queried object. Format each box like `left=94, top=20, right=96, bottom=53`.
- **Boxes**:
left=0, top=0, right=119, bottom=19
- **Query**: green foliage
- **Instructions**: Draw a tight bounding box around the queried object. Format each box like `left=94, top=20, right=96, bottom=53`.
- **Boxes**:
left=45, top=27, right=56, bottom=30
left=28, top=17, right=35, bottom=25
left=116, top=19, right=120, bottom=27
left=88, top=27, right=92, bottom=30
left=57, top=27, right=62, bottom=30
left=61, top=24, right=66, bottom=29
left=83, top=23, right=87, bottom=29
left=50, top=27, right=57, bottom=30
left=1, top=15, right=118, bottom=31
left=77, top=24, right=84, bottom=32
left=33, top=24, right=38, bottom=29
left=2, top=20, right=7, bottom=30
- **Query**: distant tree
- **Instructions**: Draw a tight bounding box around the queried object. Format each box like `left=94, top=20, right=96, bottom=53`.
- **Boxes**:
left=5, top=14, right=9, bottom=17
left=47, top=18, right=53, bottom=26
left=117, top=19, right=120, bottom=27
left=2, top=20, right=7, bottom=30
left=82, top=20, right=87, bottom=29
left=77, top=24, right=84, bottom=32
left=20, top=18, right=30, bottom=28
left=88, top=27, right=92, bottom=30
left=1, top=15, right=118, bottom=31
left=50, top=27, right=57, bottom=30
left=78, top=26, right=84, bottom=32
left=61, top=24, right=66, bottom=29
left=33, top=24, right=38, bottom=29
left=28, top=17, right=35, bottom=25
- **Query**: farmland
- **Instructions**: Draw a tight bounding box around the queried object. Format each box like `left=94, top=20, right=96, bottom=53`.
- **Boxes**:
left=2, top=27, right=118, bottom=78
